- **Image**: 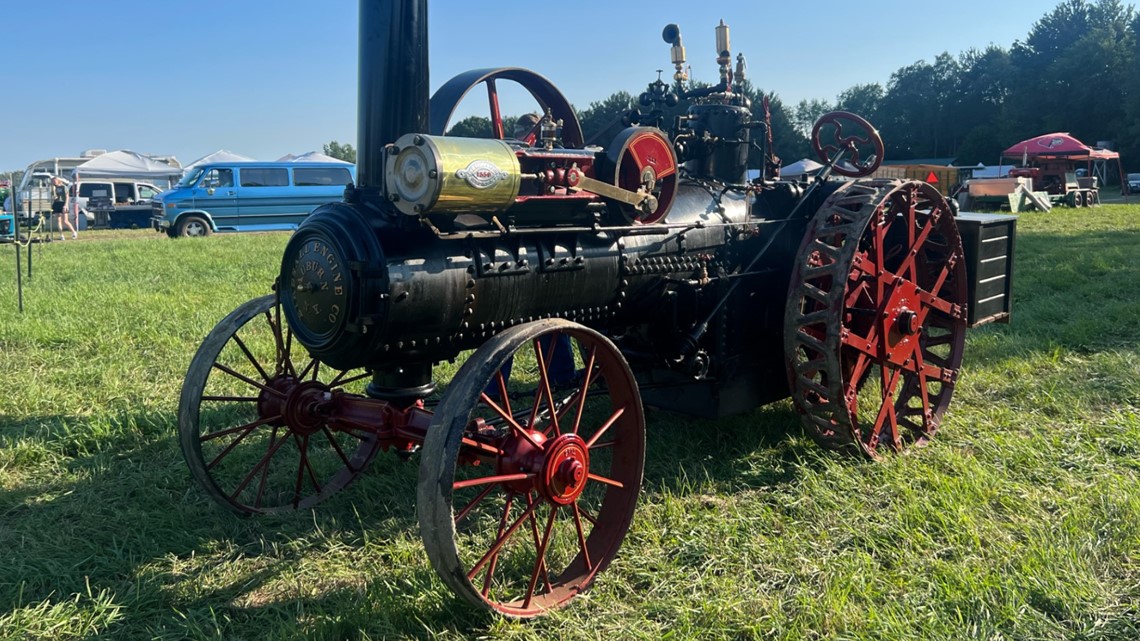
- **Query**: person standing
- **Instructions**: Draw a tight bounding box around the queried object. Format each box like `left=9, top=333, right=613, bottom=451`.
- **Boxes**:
left=52, top=176, right=77, bottom=240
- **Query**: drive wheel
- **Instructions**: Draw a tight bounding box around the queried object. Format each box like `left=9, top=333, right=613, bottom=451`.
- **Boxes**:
left=179, top=294, right=380, bottom=515
left=177, top=215, right=212, bottom=237
left=785, top=180, right=967, bottom=458
left=418, top=319, right=644, bottom=617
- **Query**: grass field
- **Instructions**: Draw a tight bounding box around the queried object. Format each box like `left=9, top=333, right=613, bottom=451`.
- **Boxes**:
left=0, top=206, right=1138, bottom=640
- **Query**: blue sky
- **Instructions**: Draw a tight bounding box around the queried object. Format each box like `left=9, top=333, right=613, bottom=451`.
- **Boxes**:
left=0, top=0, right=1053, bottom=171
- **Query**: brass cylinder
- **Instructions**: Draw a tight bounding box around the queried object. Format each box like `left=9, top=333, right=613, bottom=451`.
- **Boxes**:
left=385, top=134, right=521, bottom=215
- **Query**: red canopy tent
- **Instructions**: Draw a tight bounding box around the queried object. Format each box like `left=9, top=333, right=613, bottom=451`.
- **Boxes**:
left=1002, top=132, right=1118, bottom=161
left=1001, top=132, right=1125, bottom=195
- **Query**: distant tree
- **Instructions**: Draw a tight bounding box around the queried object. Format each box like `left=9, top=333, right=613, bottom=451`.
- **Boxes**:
left=446, top=116, right=495, bottom=138
left=733, top=81, right=809, bottom=166
left=0, top=170, right=23, bottom=188
left=876, top=53, right=960, bottom=159
left=834, top=84, right=883, bottom=124
left=323, top=140, right=357, bottom=163
left=949, top=47, right=1017, bottom=164
left=576, top=91, right=636, bottom=146
left=791, top=98, right=834, bottom=138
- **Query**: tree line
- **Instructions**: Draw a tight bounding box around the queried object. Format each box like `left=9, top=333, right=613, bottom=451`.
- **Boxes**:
left=449, top=0, right=1139, bottom=176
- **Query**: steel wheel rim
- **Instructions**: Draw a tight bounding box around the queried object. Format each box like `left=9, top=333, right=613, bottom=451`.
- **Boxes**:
left=179, top=294, right=381, bottom=515
left=418, top=319, right=645, bottom=617
left=785, top=180, right=967, bottom=458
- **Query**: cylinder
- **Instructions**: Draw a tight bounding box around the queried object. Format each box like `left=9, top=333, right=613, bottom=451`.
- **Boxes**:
left=358, top=0, right=429, bottom=192
left=386, top=134, right=521, bottom=215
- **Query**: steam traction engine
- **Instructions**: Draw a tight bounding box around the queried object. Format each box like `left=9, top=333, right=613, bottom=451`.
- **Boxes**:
left=178, top=0, right=1015, bottom=617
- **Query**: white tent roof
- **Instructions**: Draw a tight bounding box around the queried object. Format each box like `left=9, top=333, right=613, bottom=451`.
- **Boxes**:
left=184, top=149, right=255, bottom=173
left=277, top=151, right=352, bottom=164
left=70, top=150, right=183, bottom=184
left=970, top=164, right=1013, bottom=179
left=781, top=158, right=824, bottom=176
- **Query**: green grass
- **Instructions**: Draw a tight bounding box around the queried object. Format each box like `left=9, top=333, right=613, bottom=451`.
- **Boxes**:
left=0, top=207, right=1138, bottom=640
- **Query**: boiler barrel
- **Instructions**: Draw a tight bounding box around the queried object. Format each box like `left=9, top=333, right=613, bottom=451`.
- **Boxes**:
left=278, top=186, right=749, bottom=372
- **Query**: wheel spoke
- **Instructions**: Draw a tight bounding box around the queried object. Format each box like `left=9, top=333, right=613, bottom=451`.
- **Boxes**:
left=453, top=472, right=533, bottom=491
left=200, top=395, right=260, bottom=402
left=479, top=392, right=543, bottom=450
left=283, top=327, right=296, bottom=377
left=322, top=426, right=356, bottom=471
left=460, top=436, right=507, bottom=458
left=206, top=416, right=280, bottom=469
left=486, top=78, right=505, bottom=139
left=467, top=497, right=541, bottom=580
left=917, top=286, right=962, bottom=319
left=585, top=406, right=626, bottom=448
left=870, top=365, right=903, bottom=450
left=587, top=473, right=624, bottom=489
left=894, top=215, right=937, bottom=282
left=200, top=414, right=280, bottom=444
left=211, top=362, right=285, bottom=398
left=579, top=505, right=598, bottom=526
left=533, top=337, right=561, bottom=437
left=455, top=483, right=499, bottom=525
left=298, top=358, right=318, bottom=381
left=292, top=434, right=312, bottom=507
left=254, top=426, right=280, bottom=509
left=523, top=505, right=559, bottom=610
left=572, top=503, right=593, bottom=572
left=328, top=369, right=370, bottom=388
left=495, top=370, right=511, bottom=419
left=229, top=429, right=292, bottom=501
left=910, top=346, right=933, bottom=432
left=571, top=346, right=598, bottom=435
left=524, top=494, right=553, bottom=600
left=232, top=333, right=271, bottom=382
left=481, top=492, right=515, bottom=597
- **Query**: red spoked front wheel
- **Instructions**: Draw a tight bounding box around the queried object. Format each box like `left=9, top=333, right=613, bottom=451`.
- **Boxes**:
left=785, top=180, right=967, bottom=458
left=179, top=295, right=380, bottom=515
left=418, top=319, right=644, bottom=617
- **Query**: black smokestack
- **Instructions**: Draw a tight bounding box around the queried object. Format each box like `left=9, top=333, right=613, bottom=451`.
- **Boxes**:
left=357, top=0, right=429, bottom=191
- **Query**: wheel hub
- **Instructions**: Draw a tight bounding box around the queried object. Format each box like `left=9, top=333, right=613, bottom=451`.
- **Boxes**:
left=496, top=431, right=591, bottom=504
left=282, top=380, right=333, bottom=436
left=257, top=376, right=297, bottom=428
left=541, top=434, right=590, bottom=505
left=880, top=278, right=922, bottom=367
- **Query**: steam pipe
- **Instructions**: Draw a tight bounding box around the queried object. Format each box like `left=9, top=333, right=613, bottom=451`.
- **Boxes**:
left=358, top=0, right=429, bottom=193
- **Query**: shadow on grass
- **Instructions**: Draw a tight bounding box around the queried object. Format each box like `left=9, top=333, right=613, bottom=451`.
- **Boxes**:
left=0, top=396, right=824, bottom=637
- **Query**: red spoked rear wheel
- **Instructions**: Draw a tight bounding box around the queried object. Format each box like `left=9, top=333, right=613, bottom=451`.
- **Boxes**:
left=785, top=180, right=967, bottom=458
left=418, top=319, right=644, bottom=617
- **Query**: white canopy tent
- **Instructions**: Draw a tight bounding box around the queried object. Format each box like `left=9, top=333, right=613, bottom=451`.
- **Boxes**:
left=69, top=150, right=183, bottom=187
left=183, top=149, right=255, bottom=174
left=277, top=151, right=352, bottom=164
left=780, top=158, right=824, bottom=179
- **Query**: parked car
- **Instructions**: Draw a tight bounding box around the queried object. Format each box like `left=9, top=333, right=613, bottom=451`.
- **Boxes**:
left=152, top=162, right=355, bottom=237
left=1127, top=173, right=1140, bottom=193
left=76, top=180, right=164, bottom=226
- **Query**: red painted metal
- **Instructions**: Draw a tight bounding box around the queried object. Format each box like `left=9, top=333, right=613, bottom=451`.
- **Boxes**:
left=418, top=321, right=645, bottom=617
left=785, top=180, right=967, bottom=458
left=810, top=111, right=885, bottom=178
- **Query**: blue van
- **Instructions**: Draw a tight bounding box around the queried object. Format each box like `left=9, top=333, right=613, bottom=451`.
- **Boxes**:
left=152, top=161, right=355, bottom=237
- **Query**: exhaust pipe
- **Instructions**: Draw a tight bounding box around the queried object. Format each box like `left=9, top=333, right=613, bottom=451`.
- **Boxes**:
left=357, top=0, right=429, bottom=192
